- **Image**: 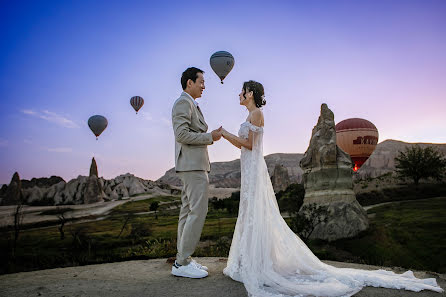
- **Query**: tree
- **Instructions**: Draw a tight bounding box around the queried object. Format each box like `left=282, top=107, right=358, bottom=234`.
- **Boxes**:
left=275, top=183, right=305, bottom=214
left=150, top=201, right=160, bottom=219
left=129, top=221, right=153, bottom=244
left=209, top=194, right=239, bottom=214
left=69, top=225, right=93, bottom=259
left=12, top=203, right=24, bottom=257
left=289, top=203, right=329, bottom=243
left=55, top=207, right=71, bottom=240
left=209, top=197, right=225, bottom=211
left=395, top=145, right=446, bottom=185
left=117, top=212, right=134, bottom=238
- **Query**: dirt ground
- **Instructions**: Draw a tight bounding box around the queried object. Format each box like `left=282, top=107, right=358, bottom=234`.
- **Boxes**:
left=0, top=258, right=444, bottom=297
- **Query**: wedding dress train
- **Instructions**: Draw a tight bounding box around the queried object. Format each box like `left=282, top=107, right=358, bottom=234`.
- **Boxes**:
left=223, top=121, right=443, bottom=297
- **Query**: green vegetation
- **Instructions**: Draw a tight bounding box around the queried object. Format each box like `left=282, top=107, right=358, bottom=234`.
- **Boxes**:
left=149, top=201, right=160, bottom=219
left=275, top=183, right=305, bottom=214
left=290, top=203, right=329, bottom=243
left=395, top=145, right=446, bottom=185
left=1, top=194, right=444, bottom=275
left=209, top=191, right=240, bottom=214
left=356, top=183, right=446, bottom=206
left=0, top=195, right=237, bottom=275
left=111, top=196, right=178, bottom=214
left=328, top=197, right=446, bottom=273
left=276, top=184, right=330, bottom=243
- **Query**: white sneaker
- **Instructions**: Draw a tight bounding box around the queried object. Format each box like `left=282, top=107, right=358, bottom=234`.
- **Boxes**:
left=171, top=261, right=208, bottom=279
left=191, top=259, right=208, bottom=271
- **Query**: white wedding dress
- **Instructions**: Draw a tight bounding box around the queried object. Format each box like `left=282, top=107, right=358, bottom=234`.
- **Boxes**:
left=223, top=121, right=443, bottom=297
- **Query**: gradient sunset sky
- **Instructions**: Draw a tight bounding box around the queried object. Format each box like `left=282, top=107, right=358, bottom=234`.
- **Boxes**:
left=1, top=0, right=445, bottom=184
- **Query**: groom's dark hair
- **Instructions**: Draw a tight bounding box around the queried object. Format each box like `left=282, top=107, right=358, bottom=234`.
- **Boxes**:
left=181, top=67, right=204, bottom=90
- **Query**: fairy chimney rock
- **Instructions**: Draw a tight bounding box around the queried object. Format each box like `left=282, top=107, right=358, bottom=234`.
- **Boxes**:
left=90, top=157, right=98, bottom=177
left=2, top=172, right=22, bottom=205
left=299, top=104, right=369, bottom=241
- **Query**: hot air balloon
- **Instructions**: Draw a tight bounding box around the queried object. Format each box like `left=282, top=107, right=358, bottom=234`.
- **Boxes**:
left=88, top=115, right=108, bottom=140
left=335, top=118, right=379, bottom=171
left=210, top=51, right=234, bottom=84
left=130, top=96, right=144, bottom=114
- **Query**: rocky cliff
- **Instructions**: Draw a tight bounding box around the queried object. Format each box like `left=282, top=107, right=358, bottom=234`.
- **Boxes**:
left=359, top=140, right=446, bottom=178
left=271, top=164, right=291, bottom=193
left=158, top=140, right=446, bottom=189
left=0, top=173, right=172, bottom=206
left=158, top=153, right=303, bottom=190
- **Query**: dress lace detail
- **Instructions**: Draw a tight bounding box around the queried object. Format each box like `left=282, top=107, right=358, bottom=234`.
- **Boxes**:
left=223, top=121, right=444, bottom=297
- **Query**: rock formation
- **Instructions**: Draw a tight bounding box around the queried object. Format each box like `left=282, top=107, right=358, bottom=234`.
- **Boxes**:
left=0, top=184, right=7, bottom=198
left=1, top=172, right=22, bottom=205
left=158, top=153, right=303, bottom=188
left=90, top=157, right=98, bottom=177
left=359, top=139, right=446, bottom=178
left=158, top=141, right=446, bottom=189
left=299, top=104, right=369, bottom=241
left=21, top=176, right=65, bottom=189
left=83, top=157, right=105, bottom=203
left=11, top=171, right=171, bottom=206
left=84, top=176, right=105, bottom=204
left=271, top=164, right=291, bottom=192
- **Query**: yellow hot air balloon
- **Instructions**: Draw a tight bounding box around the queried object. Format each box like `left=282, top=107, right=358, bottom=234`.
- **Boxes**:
left=335, top=118, right=378, bottom=171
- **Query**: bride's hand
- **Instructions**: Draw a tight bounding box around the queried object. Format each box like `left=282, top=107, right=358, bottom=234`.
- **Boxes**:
left=221, top=128, right=228, bottom=138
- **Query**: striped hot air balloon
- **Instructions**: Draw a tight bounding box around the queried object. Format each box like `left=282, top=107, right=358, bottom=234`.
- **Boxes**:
left=88, top=115, right=108, bottom=140
left=130, top=96, right=144, bottom=114
left=335, top=118, right=379, bottom=171
left=210, top=51, right=235, bottom=84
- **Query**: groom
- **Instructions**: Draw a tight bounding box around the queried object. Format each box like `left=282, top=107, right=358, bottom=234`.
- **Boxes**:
left=171, top=67, right=222, bottom=278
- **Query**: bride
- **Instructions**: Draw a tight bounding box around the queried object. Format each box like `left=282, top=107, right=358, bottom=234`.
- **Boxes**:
left=219, top=80, right=443, bottom=297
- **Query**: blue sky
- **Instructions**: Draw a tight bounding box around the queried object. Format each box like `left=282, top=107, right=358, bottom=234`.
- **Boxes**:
left=1, top=0, right=445, bottom=184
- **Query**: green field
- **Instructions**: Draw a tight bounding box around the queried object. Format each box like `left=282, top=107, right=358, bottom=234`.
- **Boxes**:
left=0, top=195, right=444, bottom=275
left=0, top=196, right=237, bottom=274
left=328, top=197, right=446, bottom=273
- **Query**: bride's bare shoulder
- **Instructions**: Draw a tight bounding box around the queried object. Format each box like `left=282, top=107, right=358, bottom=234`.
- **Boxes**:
left=252, top=108, right=263, bottom=115
left=250, top=108, right=264, bottom=127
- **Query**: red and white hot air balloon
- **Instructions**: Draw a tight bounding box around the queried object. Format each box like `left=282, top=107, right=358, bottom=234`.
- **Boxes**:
left=335, top=118, right=379, bottom=171
left=130, top=96, right=144, bottom=114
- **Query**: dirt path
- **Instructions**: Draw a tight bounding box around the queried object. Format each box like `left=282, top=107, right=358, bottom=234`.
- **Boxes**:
left=363, top=196, right=445, bottom=211
left=0, top=193, right=173, bottom=228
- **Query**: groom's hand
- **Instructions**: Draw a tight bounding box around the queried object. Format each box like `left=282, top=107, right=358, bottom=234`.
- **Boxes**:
left=211, top=126, right=223, bottom=141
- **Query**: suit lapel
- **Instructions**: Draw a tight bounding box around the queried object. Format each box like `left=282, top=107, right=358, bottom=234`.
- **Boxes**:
left=181, top=92, right=208, bottom=130
left=196, top=106, right=207, bottom=127
left=197, top=108, right=208, bottom=130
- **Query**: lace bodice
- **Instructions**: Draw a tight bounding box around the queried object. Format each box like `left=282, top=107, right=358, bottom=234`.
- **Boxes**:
left=238, top=121, right=263, bottom=139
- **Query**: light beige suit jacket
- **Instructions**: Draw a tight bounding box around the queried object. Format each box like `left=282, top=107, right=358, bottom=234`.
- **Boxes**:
left=172, top=92, right=213, bottom=172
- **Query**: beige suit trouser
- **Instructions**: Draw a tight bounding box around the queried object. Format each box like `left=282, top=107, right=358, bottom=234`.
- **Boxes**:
left=176, top=170, right=209, bottom=265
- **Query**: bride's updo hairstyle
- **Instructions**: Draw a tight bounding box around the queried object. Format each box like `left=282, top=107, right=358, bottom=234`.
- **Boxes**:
left=243, top=80, right=266, bottom=108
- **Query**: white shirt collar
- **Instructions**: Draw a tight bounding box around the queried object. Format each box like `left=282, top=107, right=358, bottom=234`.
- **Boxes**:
left=183, top=91, right=198, bottom=107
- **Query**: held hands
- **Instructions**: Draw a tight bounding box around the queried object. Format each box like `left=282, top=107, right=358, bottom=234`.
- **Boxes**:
left=221, top=128, right=229, bottom=139
left=211, top=126, right=230, bottom=142
left=211, top=126, right=223, bottom=141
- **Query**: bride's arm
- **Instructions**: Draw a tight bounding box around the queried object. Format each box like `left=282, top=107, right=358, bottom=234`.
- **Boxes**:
left=222, top=110, right=263, bottom=151
left=221, top=130, right=246, bottom=150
